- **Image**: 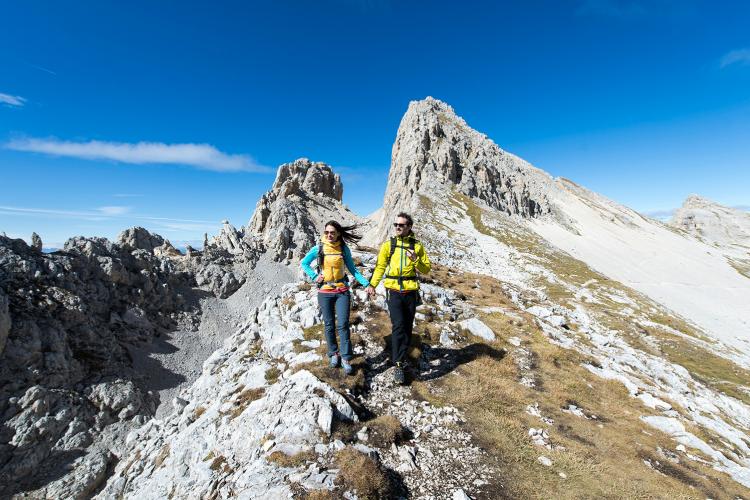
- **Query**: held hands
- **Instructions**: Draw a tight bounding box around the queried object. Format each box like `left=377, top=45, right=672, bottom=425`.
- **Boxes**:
left=315, top=275, right=325, bottom=284
left=365, top=285, right=376, bottom=298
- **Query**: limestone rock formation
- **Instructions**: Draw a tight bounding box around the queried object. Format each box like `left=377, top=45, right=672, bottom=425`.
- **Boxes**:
left=0, top=231, right=199, bottom=497
left=371, top=97, right=555, bottom=243
left=0, top=289, right=9, bottom=355
left=30, top=232, right=42, bottom=252
left=670, top=194, right=750, bottom=250
left=247, top=158, right=364, bottom=261
left=97, top=283, right=354, bottom=499
left=117, top=226, right=165, bottom=252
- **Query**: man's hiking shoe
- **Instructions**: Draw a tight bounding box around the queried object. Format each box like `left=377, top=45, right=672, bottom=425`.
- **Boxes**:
left=342, top=359, right=353, bottom=376
left=329, top=354, right=340, bottom=368
left=393, top=364, right=406, bottom=385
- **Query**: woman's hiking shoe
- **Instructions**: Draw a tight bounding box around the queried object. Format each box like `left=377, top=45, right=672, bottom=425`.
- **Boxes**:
left=329, top=353, right=340, bottom=368
left=342, top=359, right=353, bottom=376
left=393, top=363, right=406, bottom=385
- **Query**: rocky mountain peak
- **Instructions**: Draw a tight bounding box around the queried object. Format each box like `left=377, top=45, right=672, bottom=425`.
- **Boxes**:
left=270, top=157, right=343, bottom=201
left=681, top=194, right=714, bottom=209
left=247, top=159, right=361, bottom=262
left=670, top=194, right=750, bottom=249
left=372, top=97, right=555, bottom=242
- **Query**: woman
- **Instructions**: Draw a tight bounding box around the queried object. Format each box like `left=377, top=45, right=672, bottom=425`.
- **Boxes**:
left=301, top=221, right=370, bottom=375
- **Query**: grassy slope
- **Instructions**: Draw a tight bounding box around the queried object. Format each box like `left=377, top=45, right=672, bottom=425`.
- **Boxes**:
left=411, top=266, right=750, bottom=499
left=407, top=193, right=750, bottom=498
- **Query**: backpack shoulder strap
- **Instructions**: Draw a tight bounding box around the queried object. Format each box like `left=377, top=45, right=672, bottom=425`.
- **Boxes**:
left=389, top=237, right=397, bottom=260
left=316, top=243, right=324, bottom=270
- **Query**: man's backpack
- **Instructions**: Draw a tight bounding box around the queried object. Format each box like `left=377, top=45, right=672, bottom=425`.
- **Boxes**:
left=384, top=236, right=420, bottom=284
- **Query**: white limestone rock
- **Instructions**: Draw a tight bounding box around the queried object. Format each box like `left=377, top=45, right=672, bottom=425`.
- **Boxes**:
left=459, top=317, right=495, bottom=341
left=247, top=158, right=367, bottom=262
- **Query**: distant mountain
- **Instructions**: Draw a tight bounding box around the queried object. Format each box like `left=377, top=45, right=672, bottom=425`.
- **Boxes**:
left=670, top=194, right=750, bottom=251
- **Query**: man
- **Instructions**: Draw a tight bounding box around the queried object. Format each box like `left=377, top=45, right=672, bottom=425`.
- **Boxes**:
left=366, top=212, right=431, bottom=384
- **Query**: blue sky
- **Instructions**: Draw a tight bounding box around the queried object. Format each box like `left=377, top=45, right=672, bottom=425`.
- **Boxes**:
left=1, top=0, right=749, bottom=248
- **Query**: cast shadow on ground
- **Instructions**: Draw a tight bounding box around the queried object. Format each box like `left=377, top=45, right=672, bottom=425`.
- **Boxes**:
left=364, top=336, right=506, bottom=385
left=1, top=449, right=86, bottom=497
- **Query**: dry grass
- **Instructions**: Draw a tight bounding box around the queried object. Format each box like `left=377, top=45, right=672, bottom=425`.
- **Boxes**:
left=429, top=263, right=513, bottom=308
left=411, top=190, right=750, bottom=497
left=265, top=366, right=281, bottom=384
left=411, top=319, right=750, bottom=499
left=193, top=405, right=206, bottom=419
left=227, top=387, right=265, bottom=420
left=333, top=447, right=392, bottom=499
left=153, top=443, right=170, bottom=468
left=209, top=454, right=232, bottom=474
left=298, top=490, right=334, bottom=500
left=365, top=415, right=406, bottom=448
left=454, top=192, right=750, bottom=410
left=267, top=450, right=316, bottom=468
left=729, top=257, right=750, bottom=279
left=641, top=327, right=750, bottom=406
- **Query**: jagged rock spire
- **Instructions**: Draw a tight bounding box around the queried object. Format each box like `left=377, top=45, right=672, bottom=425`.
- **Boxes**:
left=247, top=158, right=360, bottom=261
left=373, top=97, right=555, bottom=242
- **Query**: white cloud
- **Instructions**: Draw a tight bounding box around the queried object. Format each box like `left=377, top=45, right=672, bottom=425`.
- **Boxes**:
left=0, top=205, right=216, bottom=226
left=0, top=93, right=26, bottom=107
left=5, top=137, right=271, bottom=173
left=719, top=48, right=750, bottom=69
left=97, top=206, right=131, bottom=216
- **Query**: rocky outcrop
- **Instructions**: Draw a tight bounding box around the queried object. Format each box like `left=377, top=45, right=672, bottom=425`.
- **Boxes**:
left=670, top=194, right=750, bottom=250
left=0, top=289, right=9, bottom=355
left=31, top=232, right=42, bottom=252
left=372, top=97, right=555, bottom=242
left=0, top=232, right=199, bottom=497
left=117, top=227, right=165, bottom=253
left=247, top=158, right=363, bottom=261
left=97, top=283, right=357, bottom=499
left=181, top=221, right=263, bottom=299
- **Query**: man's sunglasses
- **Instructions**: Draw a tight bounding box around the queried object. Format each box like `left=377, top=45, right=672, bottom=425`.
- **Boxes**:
left=393, top=223, right=409, bottom=228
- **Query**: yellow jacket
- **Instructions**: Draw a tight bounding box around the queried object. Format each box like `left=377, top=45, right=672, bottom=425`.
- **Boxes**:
left=369, top=235, right=431, bottom=291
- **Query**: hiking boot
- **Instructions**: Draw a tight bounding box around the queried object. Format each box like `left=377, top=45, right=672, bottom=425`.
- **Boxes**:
left=342, top=359, right=353, bottom=376
left=393, top=363, right=405, bottom=385
left=329, top=353, right=340, bottom=368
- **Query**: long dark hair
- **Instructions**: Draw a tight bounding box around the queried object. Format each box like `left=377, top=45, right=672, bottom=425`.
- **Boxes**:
left=324, top=220, right=362, bottom=246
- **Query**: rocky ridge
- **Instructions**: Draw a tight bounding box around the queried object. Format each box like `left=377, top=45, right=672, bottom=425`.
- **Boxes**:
left=96, top=256, right=505, bottom=499
left=670, top=194, right=750, bottom=251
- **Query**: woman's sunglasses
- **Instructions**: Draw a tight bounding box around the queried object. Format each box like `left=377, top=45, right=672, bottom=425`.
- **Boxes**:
left=324, top=231, right=338, bottom=235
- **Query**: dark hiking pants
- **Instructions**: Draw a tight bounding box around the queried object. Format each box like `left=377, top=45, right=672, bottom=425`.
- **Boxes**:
left=318, top=291, right=352, bottom=360
left=387, top=289, right=418, bottom=364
